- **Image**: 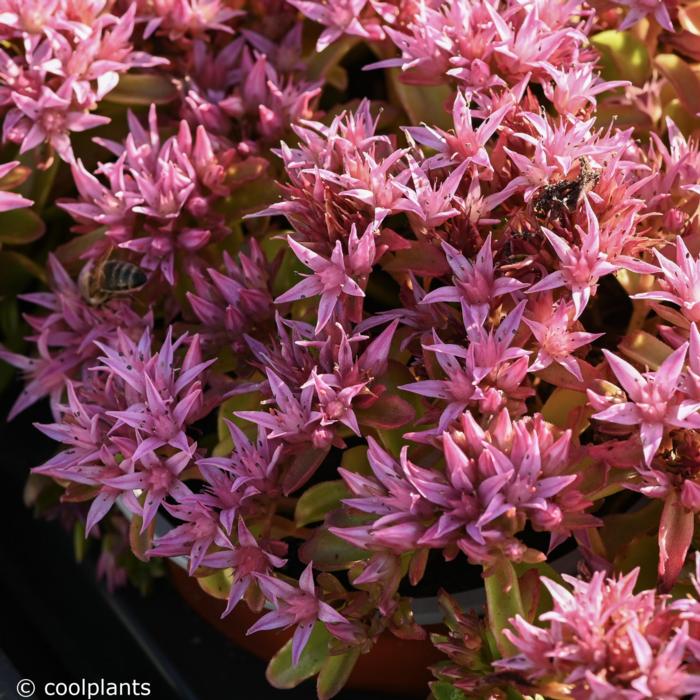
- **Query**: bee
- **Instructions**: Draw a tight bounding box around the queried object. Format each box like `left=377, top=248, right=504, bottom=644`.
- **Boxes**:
left=532, top=157, right=600, bottom=222
left=79, top=254, right=148, bottom=306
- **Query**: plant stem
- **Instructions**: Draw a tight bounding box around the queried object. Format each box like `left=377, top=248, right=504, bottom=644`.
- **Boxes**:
left=483, top=557, right=525, bottom=657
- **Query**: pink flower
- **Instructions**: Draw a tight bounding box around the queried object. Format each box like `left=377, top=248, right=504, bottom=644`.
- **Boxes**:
left=498, top=568, right=700, bottom=700
left=338, top=411, right=592, bottom=564
left=543, top=64, right=629, bottom=116
left=617, top=0, right=674, bottom=32
left=140, top=0, right=243, bottom=40
left=95, top=327, right=214, bottom=462
left=149, top=496, right=227, bottom=574
left=633, top=237, right=700, bottom=323
left=201, top=519, right=287, bottom=617
left=275, top=235, right=368, bottom=334
left=186, top=241, right=276, bottom=353
left=197, top=420, right=282, bottom=530
left=12, top=80, right=109, bottom=162
left=248, top=563, right=356, bottom=665
left=421, top=234, right=527, bottom=326
left=528, top=200, right=648, bottom=318
left=525, top=301, right=602, bottom=381
left=236, top=368, right=324, bottom=446
left=590, top=344, right=700, bottom=466
left=61, top=106, right=231, bottom=283
left=405, top=92, right=510, bottom=172
left=287, top=0, right=384, bottom=52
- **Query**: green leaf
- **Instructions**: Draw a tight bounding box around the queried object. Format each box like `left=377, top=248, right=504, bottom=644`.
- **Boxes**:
left=0, top=208, right=45, bottom=245
left=430, top=681, right=468, bottom=700
left=129, top=513, right=154, bottom=562
left=0, top=251, right=45, bottom=294
left=590, top=30, right=651, bottom=86
left=388, top=73, right=453, bottom=130
left=316, top=648, right=361, bottom=700
left=598, top=499, right=662, bottom=560
left=679, top=1, right=700, bottom=34
left=216, top=390, right=262, bottom=442
left=104, top=74, right=178, bottom=105
left=0, top=297, right=21, bottom=344
left=484, top=558, right=525, bottom=657
left=383, top=241, right=450, bottom=277
left=307, top=36, right=360, bottom=82
left=541, top=387, right=588, bottom=432
left=654, top=53, right=700, bottom=118
left=355, top=392, right=415, bottom=430
left=299, top=510, right=371, bottom=571
left=619, top=330, right=672, bottom=370
left=55, top=227, right=107, bottom=264
left=340, top=445, right=370, bottom=475
left=295, top=480, right=350, bottom=527
left=198, top=568, right=233, bottom=600
left=266, top=623, right=331, bottom=689
left=282, top=446, right=330, bottom=495
left=613, top=532, right=659, bottom=590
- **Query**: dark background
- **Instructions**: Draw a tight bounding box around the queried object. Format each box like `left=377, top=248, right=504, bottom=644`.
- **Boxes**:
left=0, top=391, right=385, bottom=700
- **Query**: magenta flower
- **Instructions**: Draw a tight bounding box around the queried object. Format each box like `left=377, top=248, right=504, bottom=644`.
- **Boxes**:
left=336, top=437, right=433, bottom=552
left=527, top=200, right=650, bottom=317
left=236, top=368, right=324, bottom=446
left=543, top=64, right=629, bottom=116
left=201, top=519, right=287, bottom=617
left=402, top=302, right=528, bottom=433
left=339, top=411, right=591, bottom=565
left=287, top=0, right=384, bottom=52
left=617, top=0, right=674, bottom=32
left=197, top=420, right=282, bottom=530
left=305, top=370, right=366, bottom=435
left=186, top=242, right=275, bottom=353
left=400, top=332, right=483, bottom=433
left=104, top=450, right=194, bottom=531
left=0, top=160, right=32, bottom=211
left=525, top=302, right=602, bottom=382
left=421, top=235, right=527, bottom=326
left=249, top=563, right=356, bottom=665
left=140, top=0, right=243, bottom=40
left=498, top=568, right=700, bottom=700
left=275, top=235, right=367, bottom=334
left=62, top=106, right=230, bottom=284
left=149, top=496, right=226, bottom=574
left=12, top=80, right=110, bottom=162
left=95, top=328, right=214, bottom=462
left=591, top=344, right=700, bottom=466
left=405, top=92, right=510, bottom=171
left=32, top=382, right=126, bottom=535
left=402, top=157, right=467, bottom=229
left=633, top=237, right=700, bottom=323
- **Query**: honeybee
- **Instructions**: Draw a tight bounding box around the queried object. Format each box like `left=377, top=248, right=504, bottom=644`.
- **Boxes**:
left=79, top=253, right=147, bottom=306
left=532, top=157, right=599, bottom=222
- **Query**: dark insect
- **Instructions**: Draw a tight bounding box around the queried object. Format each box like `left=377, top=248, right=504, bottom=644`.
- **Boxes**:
left=79, top=256, right=148, bottom=306
left=532, top=157, right=600, bottom=221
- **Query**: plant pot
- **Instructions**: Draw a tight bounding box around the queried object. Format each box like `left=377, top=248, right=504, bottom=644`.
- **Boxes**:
left=127, top=506, right=583, bottom=696
left=168, top=563, right=444, bottom=696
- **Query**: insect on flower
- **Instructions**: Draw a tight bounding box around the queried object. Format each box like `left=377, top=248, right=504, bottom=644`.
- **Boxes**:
left=78, top=251, right=148, bottom=306
left=531, top=157, right=599, bottom=221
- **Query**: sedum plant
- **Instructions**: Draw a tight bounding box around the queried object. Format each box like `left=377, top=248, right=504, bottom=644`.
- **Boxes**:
left=4, top=0, right=700, bottom=698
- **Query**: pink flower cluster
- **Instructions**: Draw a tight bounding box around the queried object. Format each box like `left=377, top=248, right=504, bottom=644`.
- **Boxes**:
left=0, top=1, right=166, bottom=162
